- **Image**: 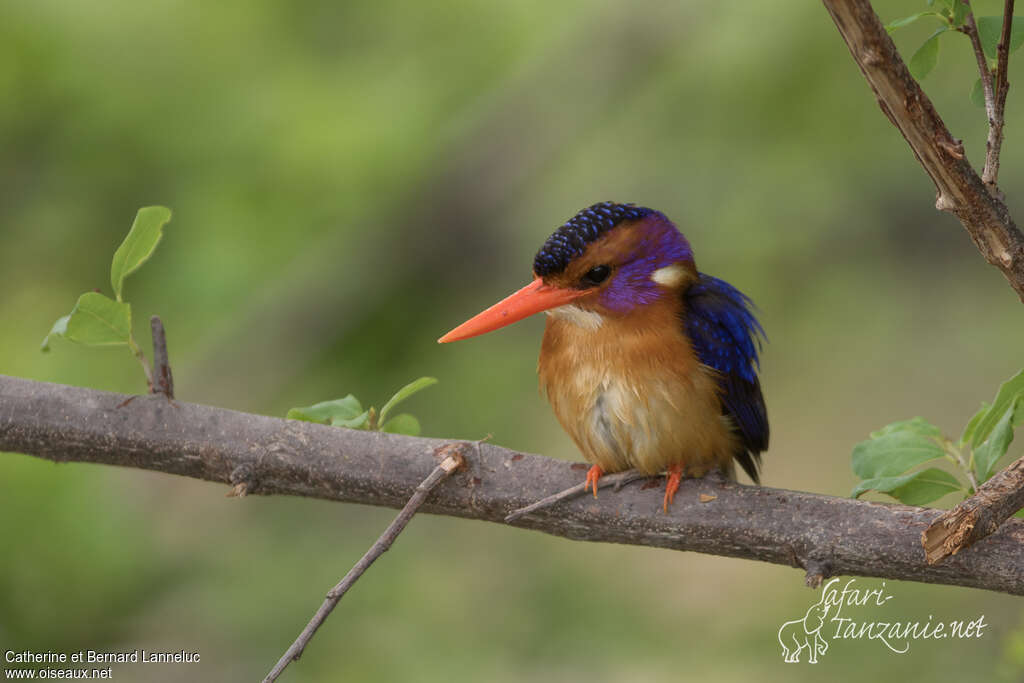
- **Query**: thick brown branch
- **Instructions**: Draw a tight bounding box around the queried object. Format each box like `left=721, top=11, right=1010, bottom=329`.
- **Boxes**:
left=923, top=454, right=1024, bottom=564
left=823, top=0, right=1024, bottom=302
left=3, top=374, right=1024, bottom=594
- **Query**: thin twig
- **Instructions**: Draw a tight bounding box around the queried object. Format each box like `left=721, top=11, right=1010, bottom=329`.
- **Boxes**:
left=263, top=447, right=465, bottom=683
left=984, top=0, right=1015, bottom=188
left=149, top=316, right=174, bottom=399
left=962, top=5, right=997, bottom=127
left=505, top=470, right=650, bottom=522
left=994, top=0, right=1015, bottom=102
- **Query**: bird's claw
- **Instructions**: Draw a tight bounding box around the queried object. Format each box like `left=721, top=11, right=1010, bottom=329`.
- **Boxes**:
left=584, top=465, right=604, bottom=498
left=663, top=464, right=684, bottom=512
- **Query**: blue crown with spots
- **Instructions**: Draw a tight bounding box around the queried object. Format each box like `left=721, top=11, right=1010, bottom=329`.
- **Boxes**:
left=533, top=202, right=654, bottom=277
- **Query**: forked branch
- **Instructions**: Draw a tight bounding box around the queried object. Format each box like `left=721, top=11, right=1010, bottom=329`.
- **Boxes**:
left=986, top=0, right=1016, bottom=186
left=823, top=0, right=1024, bottom=301
left=960, top=0, right=1016, bottom=188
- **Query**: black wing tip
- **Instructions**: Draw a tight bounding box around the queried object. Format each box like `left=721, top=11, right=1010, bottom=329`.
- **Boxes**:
left=735, top=450, right=762, bottom=484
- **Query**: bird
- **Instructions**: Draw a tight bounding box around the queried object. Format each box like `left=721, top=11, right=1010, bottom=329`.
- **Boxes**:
left=438, top=202, right=767, bottom=510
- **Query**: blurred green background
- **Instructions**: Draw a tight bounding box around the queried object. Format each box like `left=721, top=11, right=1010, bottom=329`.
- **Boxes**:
left=2, top=0, right=1023, bottom=680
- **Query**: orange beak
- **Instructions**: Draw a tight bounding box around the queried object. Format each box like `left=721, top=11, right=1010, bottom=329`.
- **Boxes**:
left=438, top=277, right=590, bottom=343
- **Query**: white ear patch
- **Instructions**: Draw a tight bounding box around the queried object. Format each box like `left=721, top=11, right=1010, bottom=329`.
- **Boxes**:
left=547, top=304, right=604, bottom=330
left=651, top=264, right=687, bottom=287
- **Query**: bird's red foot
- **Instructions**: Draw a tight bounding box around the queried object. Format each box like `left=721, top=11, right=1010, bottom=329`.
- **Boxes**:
left=663, top=464, right=684, bottom=512
left=584, top=465, right=604, bottom=498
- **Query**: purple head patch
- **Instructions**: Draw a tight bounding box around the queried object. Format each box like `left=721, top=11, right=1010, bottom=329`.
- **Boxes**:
left=597, top=213, right=694, bottom=313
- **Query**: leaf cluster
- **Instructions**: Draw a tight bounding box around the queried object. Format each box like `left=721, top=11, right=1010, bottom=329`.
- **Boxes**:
left=287, top=377, right=437, bottom=436
left=851, top=370, right=1024, bottom=506
left=886, top=1, right=1023, bottom=105
left=41, top=207, right=172, bottom=385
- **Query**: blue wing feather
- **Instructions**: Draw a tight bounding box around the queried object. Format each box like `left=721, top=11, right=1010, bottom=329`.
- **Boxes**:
left=684, top=273, right=768, bottom=482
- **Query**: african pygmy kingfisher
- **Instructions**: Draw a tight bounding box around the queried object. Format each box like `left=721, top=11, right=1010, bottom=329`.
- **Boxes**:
left=439, top=202, right=768, bottom=510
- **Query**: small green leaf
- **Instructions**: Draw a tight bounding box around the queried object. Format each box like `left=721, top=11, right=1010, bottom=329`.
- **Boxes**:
left=49, top=292, right=132, bottom=346
left=1013, top=25, right=1024, bottom=53
left=961, top=400, right=991, bottom=446
left=852, top=418, right=946, bottom=480
left=979, top=16, right=1024, bottom=57
left=974, top=399, right=1020, bottom=482
left=852, top=468, right=963, bottom=506
left=885, top=11, right=942, bottom=31
left=970, top=77, right=987, bottom=107
left=381, top=413, right=421, bottom=436
left=41, top=315, right=70, bottom=351
left=870, top=416, right=942, bottom=439
left=977, top=17, right=1001, bottom=59
left=287, top=395, right=364, bottom=424
left=963, top=370, right=1024, bottom=448
left=909, top=29, right=946, bottom=80
left=334, top=410, right=370, bottom=429
left=378, top=377, right=437, bottom=425
left=951, top=1, right=968, bottom=27
left=110, top=206, right=172, bottom=301
left=976, top=16, right=1024, bottom=59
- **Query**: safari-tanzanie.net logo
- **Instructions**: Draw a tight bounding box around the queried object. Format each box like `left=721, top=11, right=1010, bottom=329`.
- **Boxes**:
left=777, top=577, right=988, bottom=663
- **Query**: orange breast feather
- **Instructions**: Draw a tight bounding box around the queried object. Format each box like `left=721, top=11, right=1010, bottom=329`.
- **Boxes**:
left=538, top=296, right=738, bottom=476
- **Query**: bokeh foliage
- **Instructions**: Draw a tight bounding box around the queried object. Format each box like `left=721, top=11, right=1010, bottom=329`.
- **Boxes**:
left=1, top=0, right=1023, bottom=680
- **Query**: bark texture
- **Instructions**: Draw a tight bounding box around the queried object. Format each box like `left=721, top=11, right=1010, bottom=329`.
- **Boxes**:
left=924, top=455, right=1024, bottom=564
left=3, top=374, right=1024, bottom=595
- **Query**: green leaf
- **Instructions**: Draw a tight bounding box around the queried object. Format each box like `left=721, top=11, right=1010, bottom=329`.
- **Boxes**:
left=961, top=401, right=991, bottom=446
left=110, top=206, right=172, bottom=301
left=962, top=370, right=1024, bottom=447
left=970, top=77, right=987, bottom=107
left=869, top=416, right=942, bottom=439
left=46, top=292, right=132, bottom=346
left=977, top=16, right=1002, bottom=59
left=40, top=315, right=70, bottom=351
left=976, top=16, right=1024, bottom=60
left=951, top=1, right=969, bottom=27
left=381, top=413, right=421, bottom=436
left=974, top=399, right=1020, bottom=482
left=885, top=11, right=942, bottom=31
left=378, top=377, right=437, bottom=425
left=852, top=418, right=946, bottom=479
left=1012, top=22, right=1024, bottom=53
left=909, top=29, right=947, bottom=80
left=334, top=410, right=370, bottom=429
left=852, top=468, right=964, bottom=506
left=287, top=395, right=364, bottom=424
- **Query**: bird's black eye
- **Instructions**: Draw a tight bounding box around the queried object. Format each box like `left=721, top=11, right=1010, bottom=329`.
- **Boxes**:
left=581, top=265, right=612, bottom=287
